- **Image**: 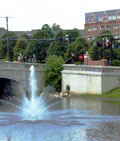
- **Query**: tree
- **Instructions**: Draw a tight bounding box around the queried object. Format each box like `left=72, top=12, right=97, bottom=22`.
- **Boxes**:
left=13, top=34, right=29, bottom=60
left=26, top=28, right=52, bottom=63
left=44, top=55, right=65, bottom=91
left=65, top=37, right=89, bottom=63
left=47, top=41, right=64, bottom=55
left=89, top=30, right=113, bottom=60
left=42, top=24, right=54, bottom=38
left=64, top=28, right=81, bottom=42
left=0, top=32, right=17, bottom=60
left=51, top=23, right=62, bottom=37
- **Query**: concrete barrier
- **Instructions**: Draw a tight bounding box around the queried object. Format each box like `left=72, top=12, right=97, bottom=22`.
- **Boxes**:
left=61, top=64, right=120, bottom=94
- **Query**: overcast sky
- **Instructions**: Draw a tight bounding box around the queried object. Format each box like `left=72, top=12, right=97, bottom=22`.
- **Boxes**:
left=0, top=0, right=120, bottom=31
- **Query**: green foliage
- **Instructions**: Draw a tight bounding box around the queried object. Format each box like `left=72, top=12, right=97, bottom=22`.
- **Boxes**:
left=44, top=55, right=65, bottom=91
left=13, top=34, right=29, bottom=60
left=65, top=37, right=89, bottom=63
left=0, top=32, right=17, bottom=60
left=89, top=30, right=111, bottom=59
left=89, top=30, right=120, bottom=66
left=112, top=60, right=120, bottom=66
left=103, top=87, right=120, bottom=99
left=26, top=27, right=53, bottom=63
left=0, top=24, right=89, bottom=64
left=47, top=41, right=66, bottom=59
left=89, top=30, right=115, bottom=60
left=51, top=23, right=62, bottom=37
left=65, top=28, right=81, bottom=42
left=78, top=87, right=120, bottom=99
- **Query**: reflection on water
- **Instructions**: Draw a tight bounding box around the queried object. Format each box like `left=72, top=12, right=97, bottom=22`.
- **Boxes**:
left=0, top=96, right=120, bottom=141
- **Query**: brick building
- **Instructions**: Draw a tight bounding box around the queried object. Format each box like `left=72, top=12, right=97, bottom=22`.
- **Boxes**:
left=85, top=9, right=120, bottom=41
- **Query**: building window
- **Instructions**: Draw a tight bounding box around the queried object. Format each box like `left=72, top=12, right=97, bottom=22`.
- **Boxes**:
left=99, top=17, right=102, bottom=21
left=88, top=27, right=92, bottom=31
left=113, top=24, right=119, bottom=29
left=88, top=14, right=96, bottom=23
left=108, top=16, right=116, bottom=21
left=106, top=25, right=110, bottom=30
left=117, top=15, right=120, bottom=19
left=93, top=27, right=97, bottom=31
left=90, top=17, right=95, bottom=22
left=100, top=26, right=104, bottom=30
left=88, top=36, right=93, bottom=41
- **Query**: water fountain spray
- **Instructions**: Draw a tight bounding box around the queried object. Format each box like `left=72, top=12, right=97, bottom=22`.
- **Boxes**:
left=21, top=65, right=47, bottom=120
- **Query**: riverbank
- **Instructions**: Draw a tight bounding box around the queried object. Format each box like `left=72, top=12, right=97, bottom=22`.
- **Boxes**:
left=72, top=87, right=120, bottom=101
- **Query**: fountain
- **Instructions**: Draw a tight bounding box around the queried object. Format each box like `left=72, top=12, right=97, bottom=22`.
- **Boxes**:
left=21, top=65, right=48, bottom=120
left=0, top=65, right=120, bottom=140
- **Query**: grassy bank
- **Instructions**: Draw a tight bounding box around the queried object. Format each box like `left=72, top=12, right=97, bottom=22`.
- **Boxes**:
left=78, top=87, right=120, bottom=100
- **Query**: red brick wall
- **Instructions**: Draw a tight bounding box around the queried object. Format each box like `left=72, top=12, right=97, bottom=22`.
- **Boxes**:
left=85, top=20, right=120, bottom=41
left=84, top=53, right=107, bottom=66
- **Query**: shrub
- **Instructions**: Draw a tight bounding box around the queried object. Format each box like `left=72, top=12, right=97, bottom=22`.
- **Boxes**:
left=44, top=55, right=65, bottom=91
left=112, top=60, right=120, bottom=66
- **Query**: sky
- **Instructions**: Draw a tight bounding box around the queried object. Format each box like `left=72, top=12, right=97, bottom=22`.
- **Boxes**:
left=0, top=0, right=120, bottom=31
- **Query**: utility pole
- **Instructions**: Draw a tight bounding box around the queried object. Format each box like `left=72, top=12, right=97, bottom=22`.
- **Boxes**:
left=6, top=16, right=10, bottom=61
left=0, top=16, right=12, bottom=61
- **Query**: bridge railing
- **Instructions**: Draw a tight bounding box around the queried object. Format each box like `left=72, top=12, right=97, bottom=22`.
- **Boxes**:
left=63, top=64, right=120, bottom=73
left=0, top=62, right=45, bottom=70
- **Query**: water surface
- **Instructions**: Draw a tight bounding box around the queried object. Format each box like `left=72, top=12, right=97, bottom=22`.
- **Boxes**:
left=0, top=96, right=120, bottom=141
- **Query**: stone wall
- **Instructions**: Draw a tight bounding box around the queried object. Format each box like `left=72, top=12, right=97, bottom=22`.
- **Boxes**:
left=0, top=62, right=45, bottom=95
left=61, top=64, right=120, bottom=94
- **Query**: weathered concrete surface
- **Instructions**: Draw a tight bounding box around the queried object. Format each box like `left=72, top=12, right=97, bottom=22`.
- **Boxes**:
left=62, top=64, right=120, bottom=94
left=0, top=62, right=45, bottom=94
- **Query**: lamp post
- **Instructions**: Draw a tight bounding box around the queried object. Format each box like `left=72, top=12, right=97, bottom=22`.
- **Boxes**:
left=102, top=37, right=105, bottom=59
left=110, top=38, right=113, bottom=66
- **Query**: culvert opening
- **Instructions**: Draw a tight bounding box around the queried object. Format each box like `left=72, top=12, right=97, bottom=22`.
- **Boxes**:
left=0, top=78, right=21, bottom=99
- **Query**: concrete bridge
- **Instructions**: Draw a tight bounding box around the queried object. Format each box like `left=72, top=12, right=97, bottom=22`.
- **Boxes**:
left=0, top=62, right=45, bottom=98
left=1, top=62, right=120, bottom=97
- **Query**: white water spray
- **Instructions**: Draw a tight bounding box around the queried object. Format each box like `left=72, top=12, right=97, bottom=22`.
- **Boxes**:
left=21, top=65, right=47, bottom=120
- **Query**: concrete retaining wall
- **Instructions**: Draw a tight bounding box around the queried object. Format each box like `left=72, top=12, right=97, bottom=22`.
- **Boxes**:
left=62, top=64, right=120, bottom=94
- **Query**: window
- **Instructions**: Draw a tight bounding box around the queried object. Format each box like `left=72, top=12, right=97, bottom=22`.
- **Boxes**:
left=88, top=27, right=92, bottom=31
left=113, top=24, right=119, bottom=29
left=99, top=17, right=102, bottom=21
left=106, top=25, right=110, bottom=30
left=88, top=14, right=96, bottom=23
left=93, top=27, right=97, bottom=31
left=100, top=26, right=104, bottom=30
left=117, top=15, right=120, bottom=19
left=90, top=17, right=95, bottom=22
left=108, top=16, right=116, bottom=21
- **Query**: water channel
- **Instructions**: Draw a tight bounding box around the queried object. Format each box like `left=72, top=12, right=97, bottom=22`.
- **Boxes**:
left=0, top=66, right=120, bottom=141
